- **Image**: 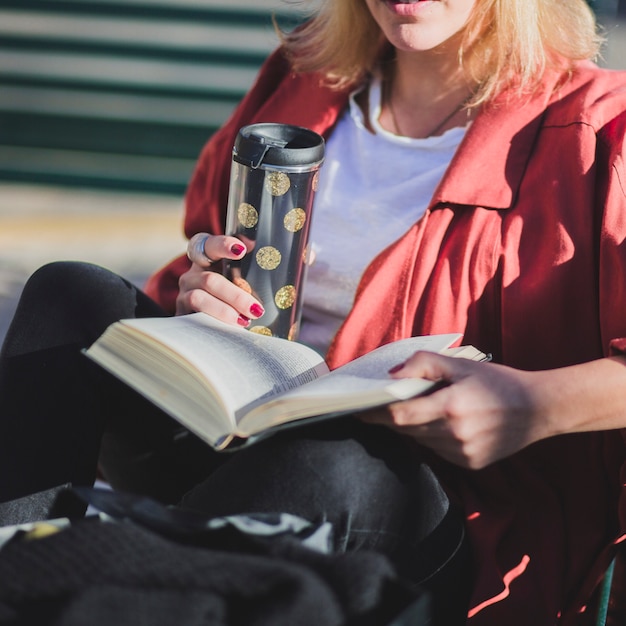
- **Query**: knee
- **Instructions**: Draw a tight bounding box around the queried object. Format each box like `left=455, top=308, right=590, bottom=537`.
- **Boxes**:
left=287, top=421, right=451, bottom=526
left=24, top=261, right=125, bottom=301
left=9, top=262, right=141, bottom=349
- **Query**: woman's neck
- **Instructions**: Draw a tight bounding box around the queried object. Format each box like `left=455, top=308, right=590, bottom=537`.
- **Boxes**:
left=379, top=47, right=476, bottom=139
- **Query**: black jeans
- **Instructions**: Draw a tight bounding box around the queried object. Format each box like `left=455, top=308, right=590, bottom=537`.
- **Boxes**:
left=0, top=262, right=472, bottom=624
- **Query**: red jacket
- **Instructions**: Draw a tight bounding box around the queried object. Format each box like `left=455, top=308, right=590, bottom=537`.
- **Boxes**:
left=145, top=49, right=626, bottom=625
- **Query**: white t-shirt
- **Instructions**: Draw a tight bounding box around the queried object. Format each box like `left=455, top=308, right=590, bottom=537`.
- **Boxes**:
left=298, top=77, right=468, bottom=355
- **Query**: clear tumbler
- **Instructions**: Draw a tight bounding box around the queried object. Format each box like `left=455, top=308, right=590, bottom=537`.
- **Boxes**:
left=223, top=123, right=325, bottom=340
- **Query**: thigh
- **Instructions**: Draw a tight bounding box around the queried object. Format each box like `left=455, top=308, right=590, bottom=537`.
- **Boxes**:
left=179, top=418, right=473, bottom=625
left=180, top=418, right=459, bottom=577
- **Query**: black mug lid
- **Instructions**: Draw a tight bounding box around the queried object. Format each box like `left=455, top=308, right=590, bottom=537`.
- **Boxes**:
left=233, top=123, right=325, bottom=170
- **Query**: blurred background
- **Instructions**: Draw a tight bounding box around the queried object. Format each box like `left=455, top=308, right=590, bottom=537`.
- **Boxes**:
left=0, top=0, right=624, bottom=342
left=0, top=0, right=310, bottom=340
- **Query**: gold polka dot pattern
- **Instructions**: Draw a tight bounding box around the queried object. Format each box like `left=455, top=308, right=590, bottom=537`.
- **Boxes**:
left=264, top=171, right=291, bottom=196
left=284, top=208, right=306, bottom=233
left=237, top=203, right=258, bottom=228
left=250, top=326, right=273, bottom=336
left=275, top=285, right=296, bottom=310
left=256, top=246, right=282, bottom=270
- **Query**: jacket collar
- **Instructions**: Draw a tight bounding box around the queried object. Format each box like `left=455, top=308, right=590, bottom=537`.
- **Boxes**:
left=265, top=62, right=582, bottom=212
left=430, top=82, right=559, bottom=211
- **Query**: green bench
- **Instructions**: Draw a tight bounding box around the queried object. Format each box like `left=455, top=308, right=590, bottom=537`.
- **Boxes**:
left=0, top=0, right=307, bottom=195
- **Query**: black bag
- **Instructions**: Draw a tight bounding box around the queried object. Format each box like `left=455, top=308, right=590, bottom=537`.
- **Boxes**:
left=0, top=487, right=430, bottom=626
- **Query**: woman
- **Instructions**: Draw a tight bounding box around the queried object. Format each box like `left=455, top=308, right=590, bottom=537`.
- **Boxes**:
left=1, top=0, right=625, bottom=624
left=149, top=0, right=626, bottom=621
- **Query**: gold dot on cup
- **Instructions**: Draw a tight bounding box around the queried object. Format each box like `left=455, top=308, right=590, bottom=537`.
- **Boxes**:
left=256, top=246, right=282, bottom=270
left=232, top=276, right=252, bottom=294
left=284, top=208, right=306, bottom=233
left=264, top=171, right=291, bottom=196
left=275, top=285, right=296, bottom=310
left=302, top=244, right=312, bottom=265
left=250, top=326, right=273, bottom=336
left=288, top=323, right=299, bottom=341
left=237, top=203, right=259, bottom=228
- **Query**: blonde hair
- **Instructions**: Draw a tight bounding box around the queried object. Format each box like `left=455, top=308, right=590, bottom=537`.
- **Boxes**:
left=280, top=0, right=603, bottom=104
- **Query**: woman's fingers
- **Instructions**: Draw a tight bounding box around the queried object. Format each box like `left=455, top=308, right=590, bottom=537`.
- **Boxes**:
left=177, top=233, right=263, bottom=322
left=177, top=265, right=265, bottom=322
left=186, top=233, right=246, bottom=268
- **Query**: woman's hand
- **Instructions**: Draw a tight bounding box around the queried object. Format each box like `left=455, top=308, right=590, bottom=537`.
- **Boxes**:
left=176, top=232, right=265, bottom=327
left=363, top=350, right=626, bottom=469
left=361, top=352, right=557, bottom=470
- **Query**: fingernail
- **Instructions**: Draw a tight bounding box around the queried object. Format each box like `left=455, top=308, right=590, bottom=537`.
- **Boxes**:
left=388, top=363, right=405, bottom=374
left=237, top=314, right=251, bottom=327
left=250, top=303, right=264, bottom=318
left=231, top=243, right=245, bottom=256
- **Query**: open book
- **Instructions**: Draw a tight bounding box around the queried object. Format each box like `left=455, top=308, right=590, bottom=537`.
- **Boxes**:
left=85, top=313, right=488, bottom=450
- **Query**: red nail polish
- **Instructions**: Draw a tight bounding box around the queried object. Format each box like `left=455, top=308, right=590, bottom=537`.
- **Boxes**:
left=237, top=314, right=251, bottom=327
left=388, top=363, right=405, bottom=374
left=231, top=243, right=245, bottom=256
left=250, top=303, right=264, bottom=318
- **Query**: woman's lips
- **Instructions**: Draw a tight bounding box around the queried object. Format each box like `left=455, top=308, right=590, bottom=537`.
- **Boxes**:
left=384, top=0, right=434, bottom=14
left=385, top=0, right=433, bottom=8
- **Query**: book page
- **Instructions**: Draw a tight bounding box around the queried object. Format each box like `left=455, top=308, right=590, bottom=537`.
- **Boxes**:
left=123, top=314, right=328, bottom=409
left=237, top=333, right=462, bottom=435
left=325, top=333, right=462, bottom=379
left=89, top=314, right=329, bottom=438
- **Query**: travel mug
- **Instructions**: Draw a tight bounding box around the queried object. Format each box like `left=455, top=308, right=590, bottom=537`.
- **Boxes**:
left=223, top=123, right=325, bottom=340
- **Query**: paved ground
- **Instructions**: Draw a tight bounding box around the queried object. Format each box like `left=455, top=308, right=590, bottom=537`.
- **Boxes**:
left=0, top=182, right=187, bottom=343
